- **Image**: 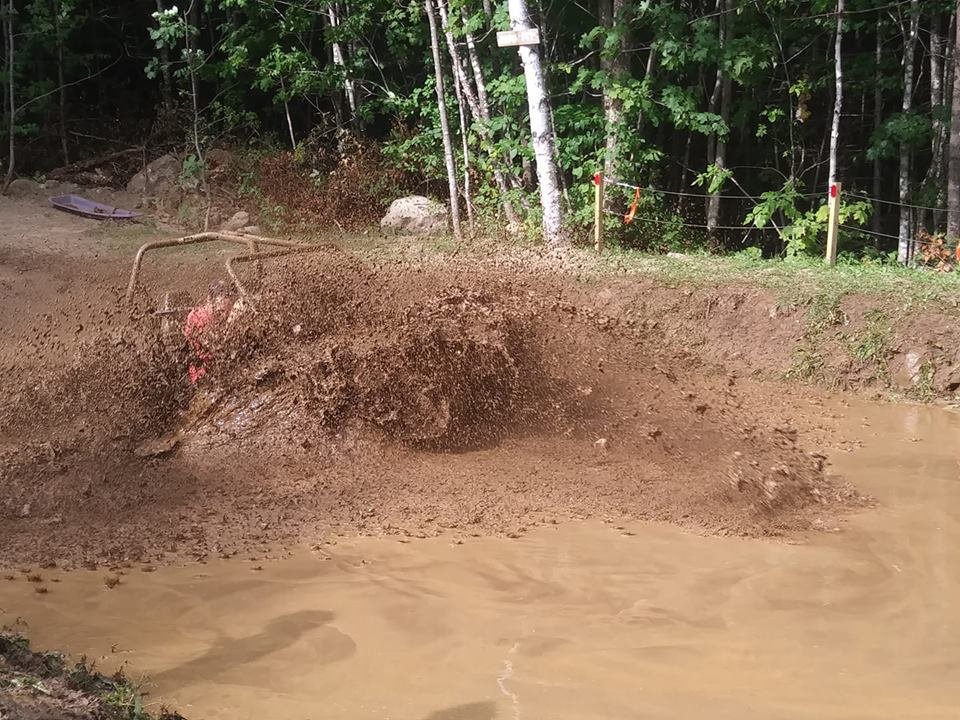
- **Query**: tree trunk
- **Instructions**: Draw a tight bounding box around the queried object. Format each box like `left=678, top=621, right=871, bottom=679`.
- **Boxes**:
left=508, top=0, right=565, bottom=245
left=827, top=0, right=843, bottom=190
left=436, top=1, right=520, bottom=228
left=154, top=0, right=174, bottom=111
left=599, top=0, right=628, bottom=182
left=425, top=0, right=463, bottom=241
left=898, top=0, right=920, bottom=262
left=707, top=0, right=733, bottom=236
left=948, top=1, right=960, bottom=239
left=327, top=4, right=357, bottom=124
left=436, top=1, right=480, bottom=118
left=53, top=0, right=68, bottom=164
left=453, top=69, right=474, bottom=235
left=280, top=77, right=296, bottom=150
left=482, top=0, right=493, bottom=27
left=872, top=18, right=883, bottom=236
left=461, top=7, right=520, bottom=226
left=925, top=10, right=947, bottom=229
left=183, top=4, right=210, bottom=230
left=3, top=0, right=13, bottom=192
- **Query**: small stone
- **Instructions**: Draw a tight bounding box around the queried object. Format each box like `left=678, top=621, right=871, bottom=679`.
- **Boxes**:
left=18, top=503, right=30, bottom=518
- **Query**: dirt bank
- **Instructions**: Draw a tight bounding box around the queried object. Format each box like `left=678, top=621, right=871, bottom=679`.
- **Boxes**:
left=579, top=275, right=960, bottom=399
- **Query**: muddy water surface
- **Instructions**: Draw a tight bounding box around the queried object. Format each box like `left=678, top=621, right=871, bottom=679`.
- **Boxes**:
left=2, top=401, right=960, bottom=720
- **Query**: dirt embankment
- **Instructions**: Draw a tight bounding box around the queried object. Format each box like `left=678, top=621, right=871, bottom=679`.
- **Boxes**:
left=581, top=277, right=960, bottom=398
left=0, top=238, right=869, bottom=569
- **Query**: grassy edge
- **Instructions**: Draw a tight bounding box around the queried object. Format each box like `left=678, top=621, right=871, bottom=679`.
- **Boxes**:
left=1, top=629, right=183, bottom=720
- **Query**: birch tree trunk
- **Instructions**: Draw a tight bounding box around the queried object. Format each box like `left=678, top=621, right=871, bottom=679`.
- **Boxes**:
left=437, top=1, right=520, bottom=228
left=425, top=0, right=463, bottom=241
left=898, top=0, right=920, bottom=263
left=452, top=67, right=475, bottom=235
left=706, top=0, right=732, bottom=236
left=436, top=1, right=480, bottom=117
left=508, top=0, right=565, bottom=245
left=827, top=0, right=843, bottom=190
left=948, top=1, right=960, bottom=239
left=280, top=77, right=296, bottom=150
left=461, top=9, right=521, bottom=226
left=327, top=4, right=357, bottom=124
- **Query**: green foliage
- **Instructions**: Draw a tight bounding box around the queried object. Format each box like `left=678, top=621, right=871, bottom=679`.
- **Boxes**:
left=2, top=0, right=956, bottom=262
left=868, top=112, right=931, bottom=160
left=693, top=163, right=733, bottom=194
left=179, top=154, right=203, bottom=190
left=745, top=182, right=872, bottom=258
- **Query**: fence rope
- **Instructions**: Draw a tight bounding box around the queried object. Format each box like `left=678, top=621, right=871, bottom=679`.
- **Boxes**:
left=603, top=208, right=763, bottom=232
left=844, top=192, right=945, bottom=214
left=607, top=175, right=953, bottom=214
left=838, top=224, right=901, bottom=241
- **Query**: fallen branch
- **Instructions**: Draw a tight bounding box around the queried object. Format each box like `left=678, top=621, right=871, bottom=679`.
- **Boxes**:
left=46, top=147, right=142, bottom=180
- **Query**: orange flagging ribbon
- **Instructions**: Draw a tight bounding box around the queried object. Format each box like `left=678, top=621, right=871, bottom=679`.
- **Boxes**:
left=623, top=187, right=641, bottom=224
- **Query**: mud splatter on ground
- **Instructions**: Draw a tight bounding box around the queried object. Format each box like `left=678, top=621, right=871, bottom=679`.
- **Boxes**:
left=0, top=246, right=865, bottom=569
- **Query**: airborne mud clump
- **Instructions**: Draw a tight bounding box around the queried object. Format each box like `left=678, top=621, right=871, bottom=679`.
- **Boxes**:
left=0, top=251, right=863, bottom=568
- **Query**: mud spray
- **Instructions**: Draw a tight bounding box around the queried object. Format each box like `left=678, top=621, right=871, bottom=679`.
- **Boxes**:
left=0, top=251, right=864, bottom=568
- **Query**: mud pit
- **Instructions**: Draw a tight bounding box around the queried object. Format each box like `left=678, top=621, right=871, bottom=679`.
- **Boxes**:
left=0, top=227, right=863, bottom=568
left=2, top=400, right=959, bottom=720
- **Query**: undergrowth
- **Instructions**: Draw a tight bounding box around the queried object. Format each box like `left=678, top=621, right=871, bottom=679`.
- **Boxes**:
left=846, top=309, right=894, bottom=382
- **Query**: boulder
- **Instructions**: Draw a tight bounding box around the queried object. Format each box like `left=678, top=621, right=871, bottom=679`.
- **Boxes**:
left=126, top=154, right=181, bottom=196
left=221, top=210, right=250, bottom=232
left=6, top=177, right=42, bottom=199
left=380, top=195, right=448, bottom=236
left=891, top=349, right=926, bottom=389
left=240, top=225, right=264, bottom=236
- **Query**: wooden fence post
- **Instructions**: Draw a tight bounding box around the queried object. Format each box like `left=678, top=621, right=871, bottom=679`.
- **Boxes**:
left=593, top=171, right=604, bottom=252
left=825, top=182, right=841, bottom=266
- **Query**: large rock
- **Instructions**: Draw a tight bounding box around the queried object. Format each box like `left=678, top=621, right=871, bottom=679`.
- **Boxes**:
left=380, top=195, right=448, bottom=236
left=126, top=154, right=181, bottom=196
left=6, top=178, right=42, bottom=199
left=221, top=210, right=250, bottom=232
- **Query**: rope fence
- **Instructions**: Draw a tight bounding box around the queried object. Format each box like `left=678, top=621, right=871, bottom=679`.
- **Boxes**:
left=592, top=172, right=960, bottom=268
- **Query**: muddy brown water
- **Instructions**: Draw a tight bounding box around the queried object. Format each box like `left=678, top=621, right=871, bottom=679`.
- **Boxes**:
left=2, top=400, right=959, bottom=720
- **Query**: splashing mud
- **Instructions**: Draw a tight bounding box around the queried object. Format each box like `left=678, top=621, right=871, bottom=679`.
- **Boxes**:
left=0, top=251, right=863, bottom=568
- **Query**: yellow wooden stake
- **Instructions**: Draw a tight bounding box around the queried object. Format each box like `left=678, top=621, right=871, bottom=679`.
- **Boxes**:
left=594, top=172, right=604, bottom=252
left=825, top=182, right=841, bottom=266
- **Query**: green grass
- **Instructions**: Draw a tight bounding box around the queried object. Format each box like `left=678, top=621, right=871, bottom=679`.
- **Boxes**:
left=596, top=247, right=960, bottom=306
